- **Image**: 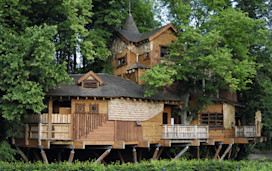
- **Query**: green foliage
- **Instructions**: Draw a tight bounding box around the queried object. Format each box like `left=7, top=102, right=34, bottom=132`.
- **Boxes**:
left=0, top=159, right=272, bottom=170
left=0, top=141, right=17, bottom=162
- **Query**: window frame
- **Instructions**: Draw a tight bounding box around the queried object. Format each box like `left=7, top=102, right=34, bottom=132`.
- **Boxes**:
left=199, top=113, right=224, bottom=130
left=75, top=103, right=85, bottom=113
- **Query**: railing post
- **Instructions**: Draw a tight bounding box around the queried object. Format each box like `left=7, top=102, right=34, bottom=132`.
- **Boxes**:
left=195, top=125, right=197, bottom=139
left=243, top=126, right=246, bottom=137
left=177, top=125, right=179, bottom=138
left=38, top=122, right=42, bottom=146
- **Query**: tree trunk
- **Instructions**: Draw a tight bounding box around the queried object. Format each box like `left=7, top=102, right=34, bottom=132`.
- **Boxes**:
left=181, top=92, right=192, bottom=125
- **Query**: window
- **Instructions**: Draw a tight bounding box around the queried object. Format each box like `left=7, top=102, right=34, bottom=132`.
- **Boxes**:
left=89, top=104, right=99, bottom=113
left=200, top=113, right=223, bottom=129
left=83, top=80, right=98, bottom=88
left=75, top=103, right=85, bottom=113
left=160, top=46, right=168, bottom=58
left=163, top=113, right=168, bottom=124
left=144, top=52, right=150, bottom=60
left=117, top=55, right=127, bottom=68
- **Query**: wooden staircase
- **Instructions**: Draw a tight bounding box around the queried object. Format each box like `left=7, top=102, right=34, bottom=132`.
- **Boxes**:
left=73, top=113, right=108, bottom=140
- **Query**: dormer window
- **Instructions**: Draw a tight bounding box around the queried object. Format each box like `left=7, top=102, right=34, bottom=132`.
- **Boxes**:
left=117, top=55, right=127, bottom=68
left=83, top=80, right=98, bottom=88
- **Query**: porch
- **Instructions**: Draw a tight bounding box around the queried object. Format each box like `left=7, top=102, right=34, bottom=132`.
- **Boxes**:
left=235, top=126, right=258, bottom=138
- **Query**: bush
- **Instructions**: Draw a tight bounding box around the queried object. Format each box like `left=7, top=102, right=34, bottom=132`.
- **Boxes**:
left=0, top=159, right=272, bottom=171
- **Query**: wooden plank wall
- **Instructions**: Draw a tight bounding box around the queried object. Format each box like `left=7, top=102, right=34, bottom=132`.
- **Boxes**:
left=116, top=121, right=142, bottom=142
left=142, top=113, right=163, bottom=143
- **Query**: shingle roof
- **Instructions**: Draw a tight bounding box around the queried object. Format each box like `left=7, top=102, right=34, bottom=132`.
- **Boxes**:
left=122, top=13, right=139, bottom=33
left=46, top=73, right=183, bottom=101
left=127, top=62, right=150, bottom=71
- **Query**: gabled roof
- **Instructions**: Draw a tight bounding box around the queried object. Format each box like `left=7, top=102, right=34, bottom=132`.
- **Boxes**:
left=117, top=23, right=177, bottom=43
left=77, top=70, right=103, bottom=85
left=127, top=62, right=150, bottom=71
left=47, top=73, right=183, bottom=101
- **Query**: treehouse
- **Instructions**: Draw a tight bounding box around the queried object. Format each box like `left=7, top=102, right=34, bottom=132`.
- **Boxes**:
left=14, top=13, right=264, bottom=163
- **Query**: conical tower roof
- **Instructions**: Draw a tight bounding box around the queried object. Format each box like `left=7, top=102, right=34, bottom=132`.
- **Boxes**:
left=122, top=13, right=139, bottom=33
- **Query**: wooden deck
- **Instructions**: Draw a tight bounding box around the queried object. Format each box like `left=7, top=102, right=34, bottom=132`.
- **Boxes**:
left=162, top=125, right=209, bottom=139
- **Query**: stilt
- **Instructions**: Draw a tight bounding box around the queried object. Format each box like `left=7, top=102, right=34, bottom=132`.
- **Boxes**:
left=234, top=146, right=240, bottom=159
left=197, top=146, right=200, bottom=160
left=132, top=146, right=137, bottom=163
left=138, top=149, right=142, bottom=162
left=164, top=149, right=172, bottom=158
left=152, top=147, right=160, bottom=160
left=173, top=144, right=190, bottom=160
left=156, top=147, right=164, bottom=160
left=94, top=149, right=111, bottom=164
left=205, top=146, right=210, bottom=159
left=118, top=150, right=125, bottom=164
left=228, top=147, right=232, bottom=159
left=15, top=146, right=29, bottom=162
left=219, top=144, right=232, bottom=162
left=40, top=147, right=49, bottom=165
left=58, top=150, right=61, bottom=163
left=213, top=143, right=223, bottom=160
left=68, top=146, right=75, bottom=163
left=33, top=149, right=40, bottom=161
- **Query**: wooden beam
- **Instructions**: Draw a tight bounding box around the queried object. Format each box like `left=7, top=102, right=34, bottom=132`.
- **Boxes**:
left=191, top=139, right=200, bottom=146
left=234, top=138, right=248, bottom=144
left=219, top=144, right=232, bottom=162
left=137, top=140, right=150, bottom=148
left=161, top=140, right=171, bottom=147
left=152, top=147, right=160, bottom=160
left=112, top=141, right=125, bottom=149
left=213, top=143, right=222, bottom=160
left=223, top=138, right=234, bottom=144
left=118, top=150, right=125, bottom=164
left=16, top=146, right=29, bottom=162
left=132, top=147, right=137, bottom=163
left=234, top=146, right=240, bottom=159
left=94, top=149, right=111, bottom=164
left=228, top=147, right=232, bottom=159
left=40, top=148, right=49, bottom=165
left=173, top=144, right=190, bottom=160
left=204, top=139, right=215, bottom=145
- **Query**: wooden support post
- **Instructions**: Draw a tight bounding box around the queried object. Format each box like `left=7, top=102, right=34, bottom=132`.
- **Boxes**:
left=33, top=149, right=40, bottom=161
left=118, top=150, right=125, bottom=164
left=58, top=150, right=61, bottom=163
left=94, top=149, right=111, bottom=164
left=25, top=124, right=29, bottom=145
left=16, top=146, right=29, bottom=162
left=48, top=99, right=53, bottom=139
left=173, top=144, right=190, bottom=160
left=213, top=143, right=222, bottom=160
left=38, top=121, right=42, bottom=146
left=152, top=147, right=160, bottom=160
left=40, top=147, right=49, bottom=165
left=228, top=147, right=232, bottom=159
left=68, top=147, right=75, bottom=163
left=132, top=147, right=137, bottom=163
left=205, top=146, right=210, bottom=159
left=234, top=146, right=240, bottom=159
left=219, top=144, right=232, bottom=162
left=197, top=146, right=200, bottom=160
left=138, top=149, right=142, bottom=163
left=156, top=147, right=164, bottom=160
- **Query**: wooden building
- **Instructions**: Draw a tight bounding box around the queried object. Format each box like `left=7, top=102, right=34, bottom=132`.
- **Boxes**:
left=14, top=13, right=264, bottom=164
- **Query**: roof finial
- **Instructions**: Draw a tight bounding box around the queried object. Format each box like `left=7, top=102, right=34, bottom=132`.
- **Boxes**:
left=129, top=0, right=131, bottom=15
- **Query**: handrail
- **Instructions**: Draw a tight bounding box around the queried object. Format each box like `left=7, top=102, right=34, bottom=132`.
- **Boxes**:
left=235, top=126, right=257, bottom=137
left=162, top=125, right=209, bottom=139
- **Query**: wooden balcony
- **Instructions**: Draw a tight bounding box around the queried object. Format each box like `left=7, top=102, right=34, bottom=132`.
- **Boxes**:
left=162, top=125, right=209, bottom=139
left=23, top=114, right=72, bottom=145
left=235, top=126, right=257, bottom=138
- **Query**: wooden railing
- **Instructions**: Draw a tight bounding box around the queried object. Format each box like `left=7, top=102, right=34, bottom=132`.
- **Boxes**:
left=162, top=125, right=209, bottom=139
left=235, top=126, right=257, bottom=137
left=23, top=114, right=72, bottom=144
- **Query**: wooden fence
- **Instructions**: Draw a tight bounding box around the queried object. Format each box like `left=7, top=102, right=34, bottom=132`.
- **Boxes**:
left=162, top=125, right=209, bottom=139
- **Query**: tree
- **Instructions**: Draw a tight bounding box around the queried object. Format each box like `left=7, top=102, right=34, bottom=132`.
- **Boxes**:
left=142, top=6, right=267, bottom=124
